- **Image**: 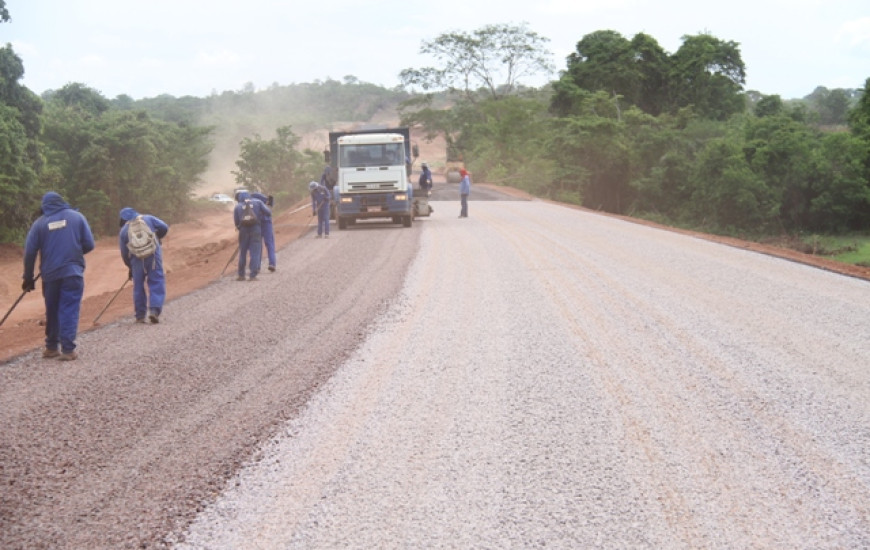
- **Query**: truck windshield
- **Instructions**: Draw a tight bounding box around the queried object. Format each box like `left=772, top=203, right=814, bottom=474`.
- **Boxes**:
left=339, top=143, right=405, bottom=168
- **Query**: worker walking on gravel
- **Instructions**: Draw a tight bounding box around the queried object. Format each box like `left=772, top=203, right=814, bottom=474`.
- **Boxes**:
left=419, top=162, right=433, bottom=194
left=309, top=181, right=331, bottom=238
left=459, top=168, right=471, bottom=218
left=251, top=192, right=277, bottom=272
left=22, top=191, right=95, bottom=360
left=233, top=191, right=271, bottom=280
left=119, top=207, right=169, bottom=324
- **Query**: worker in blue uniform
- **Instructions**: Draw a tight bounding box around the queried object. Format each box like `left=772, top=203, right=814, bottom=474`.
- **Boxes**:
left=22, top=192, right=95, bottom=360
left=119, top=207, right=169, bottom=324
left=419, top=162, right=433, bottom=193
left=309, top=181, right=331, bottom=238
left=233, top=191, right=271, bottom=280
left=251, top=192, right=277, bottom=272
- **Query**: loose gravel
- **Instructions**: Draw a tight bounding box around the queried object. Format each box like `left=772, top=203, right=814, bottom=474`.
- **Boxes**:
left=174, top=200, right=870, bottom=549
left=0, top=223, right=419, bottom=549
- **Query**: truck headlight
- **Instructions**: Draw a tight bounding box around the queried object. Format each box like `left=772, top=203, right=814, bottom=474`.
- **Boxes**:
left=341, top=197, right=353, bottom=203
left=394, top=193, right=407, bottom=201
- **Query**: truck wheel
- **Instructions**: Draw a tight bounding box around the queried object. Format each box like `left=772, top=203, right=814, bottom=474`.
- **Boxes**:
left=338, top=217, right=347, bottom=230
left=403, top=215, right=412, bottom=227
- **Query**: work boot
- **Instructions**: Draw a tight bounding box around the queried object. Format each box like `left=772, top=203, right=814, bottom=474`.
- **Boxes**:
left=135, top=318, right=146, bottom=324
left=268, top=265, right=276, bottom=272
left=149, top=310, right=159, bottom=324
left=42, top=348, right=60, bottom=358
left=58, top=351, right=78, bottom=361
left=236, top=275, right=246, bottom=281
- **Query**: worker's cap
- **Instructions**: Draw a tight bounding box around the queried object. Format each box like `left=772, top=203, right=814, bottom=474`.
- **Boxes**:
left=309, top=181, right=319, bottom=191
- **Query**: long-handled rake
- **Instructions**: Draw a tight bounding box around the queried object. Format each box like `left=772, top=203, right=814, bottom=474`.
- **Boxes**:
left=92, top=276, right=130, bottom=326
left=0, top=274, right=41, bottom=329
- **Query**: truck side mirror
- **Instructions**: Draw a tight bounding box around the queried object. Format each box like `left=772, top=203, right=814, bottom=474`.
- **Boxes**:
left=323, top=149, right=331, bottom=163
left=412, top=144, right=419, bottom=159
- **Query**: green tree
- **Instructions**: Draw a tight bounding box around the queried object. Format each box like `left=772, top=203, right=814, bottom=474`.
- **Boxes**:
left=807, top=132, right=870, bottom=230
left=0, top=43, right=43, bottom=241
left=553, top=30, right=636, bottom=107
left=848, top=78, right=870, bottom=141
left=742, top=112, right=815, bottom=229
left=754, top=95, right=784, bottom=118
left=45, top=82, right=110, bottom=116
left=551, top=30, right=669, bottom=117
left=460, top=95, right=555, bottom=190
left=669, top=34, right=746, bottom=120
left=548, top=91, right=634, bottom=212
left=806, top=86, right=853, bottom=126
left=40, top=84, right=213, bottom=235
left=232, top=125, right=305, bottom=202
left=690, top=137, right=774, bottom=231
left=400, top=23, right=554, bottom=102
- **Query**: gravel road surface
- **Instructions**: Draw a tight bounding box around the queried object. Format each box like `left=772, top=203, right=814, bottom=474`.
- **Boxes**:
left=176, top=199, right=870, bottom=548
left=3, top=194, right=869, bottom=549
left=0, top=220, right=420, bottom=549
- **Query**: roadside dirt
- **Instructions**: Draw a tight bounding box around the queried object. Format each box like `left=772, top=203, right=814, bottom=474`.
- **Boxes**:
left=0, top=203, right=315, bottom=362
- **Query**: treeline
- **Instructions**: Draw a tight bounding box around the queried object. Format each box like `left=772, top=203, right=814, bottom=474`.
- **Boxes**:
left=2, top=17, right=868, bottom=243
left=0, top=58, right=396, bottom=242
left=403, top=28, right=870, bottom=235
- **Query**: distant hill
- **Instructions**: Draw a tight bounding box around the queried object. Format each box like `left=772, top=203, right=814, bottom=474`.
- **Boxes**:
left=131, top=78, right=411, bottom=195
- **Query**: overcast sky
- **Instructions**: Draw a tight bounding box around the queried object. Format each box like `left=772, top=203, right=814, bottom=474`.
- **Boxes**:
left=4, top=0, right=869, bottom=101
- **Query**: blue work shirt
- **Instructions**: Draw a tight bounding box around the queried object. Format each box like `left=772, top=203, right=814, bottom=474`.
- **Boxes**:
left=118, top=207, right=170, bottom=266
left=23, top=192, right=95, bottom=282
left=233, top=191, right=271, bottom=228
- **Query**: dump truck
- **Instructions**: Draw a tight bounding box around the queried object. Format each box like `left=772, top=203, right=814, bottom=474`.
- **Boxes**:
left=327, top=127, right=418, bottom=230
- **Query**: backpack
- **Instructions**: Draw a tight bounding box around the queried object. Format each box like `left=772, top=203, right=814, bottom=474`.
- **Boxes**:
left=240, top=199, right=259, bottom=227
left=126, top=215, right=158, bottom=259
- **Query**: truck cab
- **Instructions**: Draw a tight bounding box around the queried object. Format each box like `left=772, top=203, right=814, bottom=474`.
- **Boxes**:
left=330, top=128, right=415, bottom=230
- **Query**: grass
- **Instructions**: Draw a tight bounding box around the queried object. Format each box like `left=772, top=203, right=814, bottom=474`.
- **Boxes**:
left=798, top=233, right=870, bottom=267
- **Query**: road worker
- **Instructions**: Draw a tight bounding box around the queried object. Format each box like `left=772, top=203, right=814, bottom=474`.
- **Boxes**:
left=309, top=181, right=331, bottom=238
left=251, top=192, right=277, bottom=272
left=119, top=207, right=169, bottom=323
left=234, top=191, right=271, bottom=280
left=22, top=192, right=95, bottom=360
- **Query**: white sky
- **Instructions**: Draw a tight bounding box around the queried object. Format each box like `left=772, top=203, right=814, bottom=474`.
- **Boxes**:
left=3, top=0, right=869, bottom=101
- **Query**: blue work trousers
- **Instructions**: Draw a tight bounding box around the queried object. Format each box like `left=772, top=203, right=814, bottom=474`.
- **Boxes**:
left=460, top=194, right=469, bottom=217
left=42, top=275, right=84, bottom=353
left=131, top=253, right=166, bottom=319
left=316, top=203, right=330, bottom=236
left=238, top=225, right=263, bottom=277
left=261, top=220, right=276, bottom=267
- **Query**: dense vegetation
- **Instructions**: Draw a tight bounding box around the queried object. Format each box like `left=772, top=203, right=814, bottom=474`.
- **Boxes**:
left=400, top=26, right=869, bottom=238
left=1, top=9, right=867, bottom=248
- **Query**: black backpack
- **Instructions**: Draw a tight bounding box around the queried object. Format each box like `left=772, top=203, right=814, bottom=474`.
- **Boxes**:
left=240, top=199, right=259, bottom=227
